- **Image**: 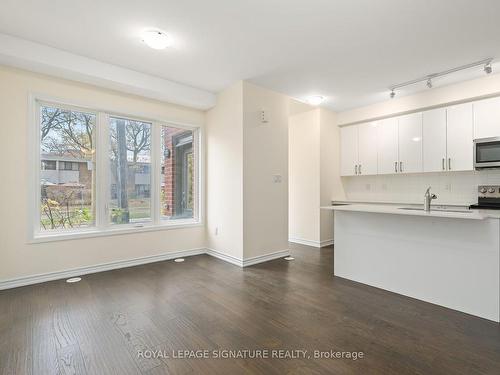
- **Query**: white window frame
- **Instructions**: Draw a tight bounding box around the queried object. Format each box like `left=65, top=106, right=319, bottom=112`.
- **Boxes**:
left=28, top=94, right=204, bottom=243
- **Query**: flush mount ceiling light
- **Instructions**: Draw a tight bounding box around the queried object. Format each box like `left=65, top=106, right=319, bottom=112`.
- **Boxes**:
left=174, top=258, right=185, bottom=263
left=66, top=277, right=82, bottom=283
left=142, top=29, right=172, bottom=50
left=307, top=95, right=325, bottom=106
left=389, top=57, right=494, bottom=99
left=284, top=256, right=295, bottom=261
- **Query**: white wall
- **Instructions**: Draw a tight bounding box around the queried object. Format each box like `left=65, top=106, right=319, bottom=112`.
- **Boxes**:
left=319, top=108, right=343, bottom=241
left=338, top=73, right=500, bottom=125
left=242, top=82, right=289, bottom=258
left=0, top=66, right=206, bottom=281
left=337, top=73, right=500, bottom=205
left=205, top=82, right=244, bottom=259
left=206, top=82, right=290, bottom=260
left=288, top=109, right=321, bottom=243
left=288, top=107, right=341, bottom=246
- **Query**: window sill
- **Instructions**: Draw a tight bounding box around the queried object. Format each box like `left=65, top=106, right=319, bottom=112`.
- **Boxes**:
left=29, top=220, right=203, bottom=244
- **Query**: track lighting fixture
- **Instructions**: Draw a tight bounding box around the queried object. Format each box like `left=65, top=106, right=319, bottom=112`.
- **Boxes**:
left=484, top=62, right=492, bottom=74
left=388, top=58, right=493, bottom=99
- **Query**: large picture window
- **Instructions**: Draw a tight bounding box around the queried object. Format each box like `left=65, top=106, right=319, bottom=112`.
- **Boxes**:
left=39, top=105, right=96, bottom=232
left=109, top=117, right=152, bottom=225
left=33, top=100, right=201, bottom=240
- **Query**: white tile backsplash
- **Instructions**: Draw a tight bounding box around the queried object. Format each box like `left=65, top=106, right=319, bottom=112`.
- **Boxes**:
left=342, top=170, right=500, bottom=205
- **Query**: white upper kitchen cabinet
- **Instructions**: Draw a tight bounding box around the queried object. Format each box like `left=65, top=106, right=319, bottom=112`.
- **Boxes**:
left=398, top=112, right=423, bottom=174
left=340, top=125, right=359, bottom=176
left=358, top=122, right=378, bottom=175
left=474, top=96, right=500, bottom=139
left=447, top=102, right=473, bottom=171
left=423, top=108, right=447, bottom=172
left=377, top=117, right=399, bottom=174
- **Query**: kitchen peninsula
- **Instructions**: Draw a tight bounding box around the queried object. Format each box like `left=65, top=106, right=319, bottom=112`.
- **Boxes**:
left=323, top=203, right=500, bottom=322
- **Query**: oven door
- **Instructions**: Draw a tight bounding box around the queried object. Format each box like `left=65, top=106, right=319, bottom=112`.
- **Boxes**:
left=474, top=137, right=500, bottom=169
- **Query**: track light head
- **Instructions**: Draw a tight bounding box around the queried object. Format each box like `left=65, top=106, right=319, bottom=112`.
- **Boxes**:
left=390, top=89, right=395, bottom=99
left=426, top=78, right=433, bottom=88
left=484, top=62, right=492, bottom=74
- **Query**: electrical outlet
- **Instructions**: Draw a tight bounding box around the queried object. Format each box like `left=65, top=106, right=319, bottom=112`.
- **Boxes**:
left=365, top=184, right=371, bottom=191
left=273, top=175, right=282, bottom=183
left=215, top=227, right=219, bottom=236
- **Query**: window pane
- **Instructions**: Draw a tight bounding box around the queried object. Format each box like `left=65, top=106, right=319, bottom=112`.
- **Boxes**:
left=39, top=105, right=96, bottom=231
left=160, top=125, right=196, bottom=220
left=109, top=117, right=152, bottom=224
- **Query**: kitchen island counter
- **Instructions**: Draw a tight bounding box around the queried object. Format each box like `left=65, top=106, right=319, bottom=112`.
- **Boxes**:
left=324, top=205, right=500, bottom=322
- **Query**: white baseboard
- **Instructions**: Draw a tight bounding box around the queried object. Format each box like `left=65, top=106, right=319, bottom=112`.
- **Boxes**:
left=0, top=248, right=205, bottom=290
left=289, top=237, right=334, bottom=248
left=205, top=248, right=243, bottom=267
left=0, top=247, right=291, bottom=290
left=242, top=249, right=290, bottom=267
left=205, top=248, right=290, bottom=267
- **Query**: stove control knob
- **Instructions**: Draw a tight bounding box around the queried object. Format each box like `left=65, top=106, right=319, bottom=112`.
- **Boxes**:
left=480, top=187, right=487, bottom=194
left=489, top=187, right=496, bottom=193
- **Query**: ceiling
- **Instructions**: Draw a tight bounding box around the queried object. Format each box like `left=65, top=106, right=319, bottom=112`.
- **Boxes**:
left=1, top=0, right=500, bottom=111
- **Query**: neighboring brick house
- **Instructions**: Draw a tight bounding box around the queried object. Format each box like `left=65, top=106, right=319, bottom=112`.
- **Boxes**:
left=161, top=128, right=194, bottom=218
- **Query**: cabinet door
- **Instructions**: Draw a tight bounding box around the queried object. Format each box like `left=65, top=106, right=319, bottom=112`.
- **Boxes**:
left=447, top=102, right=473, bottom=171
left=398, top=112, right=423, bottom=174
left=358, top=122, right=378, bottom=175
left=340, top=125, right=359, bottom=176
left=423, top=108, right=447, bottom=172
left=474, top=97, right=500, bottom=139
left=377, top=117, right=399, bottom=174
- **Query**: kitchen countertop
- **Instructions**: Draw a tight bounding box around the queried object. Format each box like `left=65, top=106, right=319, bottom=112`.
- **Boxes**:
left=321, top=202, right=500, bottom=220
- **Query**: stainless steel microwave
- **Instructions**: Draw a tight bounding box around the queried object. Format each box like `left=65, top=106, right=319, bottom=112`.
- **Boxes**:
left=474, top=137, right=500, bottom=169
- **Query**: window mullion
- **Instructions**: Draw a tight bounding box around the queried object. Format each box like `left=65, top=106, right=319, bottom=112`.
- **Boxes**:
left=152, top=122, right=161, bottom=225
left=96, top=112, right=110, bottom=230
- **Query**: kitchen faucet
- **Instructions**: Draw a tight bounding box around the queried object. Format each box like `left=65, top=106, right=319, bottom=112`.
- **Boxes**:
left=424, top=187, right=437, bottom=212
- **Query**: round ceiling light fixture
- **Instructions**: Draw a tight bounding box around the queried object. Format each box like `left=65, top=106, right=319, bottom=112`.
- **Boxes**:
left=307, top=95, right=325, bottom=106
left=142, top=29, right=172, bottom=50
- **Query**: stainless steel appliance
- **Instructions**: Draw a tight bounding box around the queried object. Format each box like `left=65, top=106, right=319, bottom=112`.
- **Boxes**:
left=470, top=185, right=500, bottom=209
left=474, top=137, right=500, bottom=169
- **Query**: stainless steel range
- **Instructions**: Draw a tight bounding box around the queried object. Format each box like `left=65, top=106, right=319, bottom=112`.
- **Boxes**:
left=470, top=185, right=500, bottom=209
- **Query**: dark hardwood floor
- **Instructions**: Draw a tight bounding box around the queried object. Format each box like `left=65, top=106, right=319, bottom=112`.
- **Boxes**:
left=1, top=243, right=499, bottom=375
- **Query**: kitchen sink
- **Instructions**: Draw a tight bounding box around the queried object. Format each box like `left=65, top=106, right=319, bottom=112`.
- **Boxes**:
left=399, top=207, right=473, bottom=214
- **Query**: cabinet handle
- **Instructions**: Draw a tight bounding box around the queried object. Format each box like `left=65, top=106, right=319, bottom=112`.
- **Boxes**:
left=394, top=161, right=398, bottom=173
left=399, top=161, right=403, bottom=173
left=448, top=158, right=451, bottom=170
left=442, top=158, right=445, bottom=171
left=355, top=164, right=358, bottom=175
left=359, top=164, right=362, bottom=174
